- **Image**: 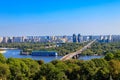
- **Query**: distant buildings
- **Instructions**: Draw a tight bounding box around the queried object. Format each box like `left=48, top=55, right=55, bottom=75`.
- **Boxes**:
left=108, top=35, right=112, bottom=42
left=0, top=37, right=3, bottom=43
left=78, top=34, right=83, bottom=43
left=83, top=36, right=89, bottom=42
left=13, top=37, right=25, bottom=43
left=111, top=35, right=120, bottom=42
left=72, top=34, right=120, bottom=43
left=0, top=36, right=69, bottom=43
left=2, top=37, right=8, bottom=43
left=73, top=34, right=84, bottom=43
left=0, top=34, right=119, bottom=43
left=73, top=34, right=77, bottom=43
left=98, top=35, right=112, bottom=43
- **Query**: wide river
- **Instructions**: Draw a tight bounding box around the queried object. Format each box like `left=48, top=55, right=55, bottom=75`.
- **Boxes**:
left=3, top=49, right=103, bottom=63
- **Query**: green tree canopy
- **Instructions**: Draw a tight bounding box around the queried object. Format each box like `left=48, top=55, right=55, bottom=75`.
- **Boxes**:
left=0, top=63, right=10, bottom=80
left=0, top=54, right=6, bottom=63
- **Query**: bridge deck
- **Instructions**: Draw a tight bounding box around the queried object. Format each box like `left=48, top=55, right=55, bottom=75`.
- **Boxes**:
left=60, top=40, right=96, bottom=61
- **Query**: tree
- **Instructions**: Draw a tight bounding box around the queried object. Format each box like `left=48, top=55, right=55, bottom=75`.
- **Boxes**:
left=0, top=63, right=10, bottom=80
left=109, top=60, right=120, bottom=80
left=37, top=63, right=68, bottom=80
left=0, top=54, right=6, bottom=63
left=92, top=58, right=109, bottom=68
left=104, top=52, right=114, bottom=61
left=114, top=50, right=120, bottom=60
left=37, top=63, right=55, bottom=80
left=80, top=61, right=98, bottom=80
left=21, top=58, right=40, bottom=79
left=7, top=58, right=29, bottom=80
left=54, top=61, right=68, bottom=72
left=66, top=63, right=80, bottom=80
left=91, top=58, right=110, bottom=80
left=95, top=67, right=110, bottom=80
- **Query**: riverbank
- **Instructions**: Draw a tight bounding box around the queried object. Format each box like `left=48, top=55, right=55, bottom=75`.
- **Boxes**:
left=0, top=48, right=18, bottom=50
left=0, top=50, right=6, bottom=53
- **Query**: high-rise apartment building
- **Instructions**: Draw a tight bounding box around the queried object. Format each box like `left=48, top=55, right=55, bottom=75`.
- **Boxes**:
left=78, top=34, right=83, bottom=43
left=73, top=34, right=77, bottom=42
left=0, top=37, right=3, bottom=43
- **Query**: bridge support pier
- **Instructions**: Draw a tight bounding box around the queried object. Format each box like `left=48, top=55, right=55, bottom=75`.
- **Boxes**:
left=72, top=56, right=77, bottom=59
left=72, top=54, right=80, bottom=59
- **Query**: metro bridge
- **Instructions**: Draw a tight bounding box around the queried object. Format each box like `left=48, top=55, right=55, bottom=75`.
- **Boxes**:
left=60, top=40, right=96, bottom=61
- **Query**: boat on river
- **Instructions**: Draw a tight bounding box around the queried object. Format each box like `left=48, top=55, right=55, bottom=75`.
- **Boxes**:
left=31, top=51, right=58, bottom=56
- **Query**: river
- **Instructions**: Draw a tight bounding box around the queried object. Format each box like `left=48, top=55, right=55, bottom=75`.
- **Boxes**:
left=3, top=49, right=103, bottom=63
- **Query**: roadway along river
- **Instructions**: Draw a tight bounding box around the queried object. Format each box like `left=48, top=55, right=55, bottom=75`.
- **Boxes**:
left=3, top=49, right=103, bottom=63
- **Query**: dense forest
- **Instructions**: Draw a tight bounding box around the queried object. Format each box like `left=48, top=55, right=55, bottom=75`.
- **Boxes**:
left=81, top=42, right=120, bottom=56
left=0, top=50, right=120, bottom=80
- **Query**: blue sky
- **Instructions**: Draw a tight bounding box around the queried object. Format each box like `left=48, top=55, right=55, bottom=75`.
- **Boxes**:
left=0, top=0, right=120, bottom=36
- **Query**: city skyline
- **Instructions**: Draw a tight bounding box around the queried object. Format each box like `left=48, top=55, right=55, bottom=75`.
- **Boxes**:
left=0, top=0, right=120, bottom=36
left=0, top=34, right=115, bottom=43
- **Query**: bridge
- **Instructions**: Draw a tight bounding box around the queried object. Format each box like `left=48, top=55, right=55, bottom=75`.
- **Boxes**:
left=60, top=40, right=96, bottom=61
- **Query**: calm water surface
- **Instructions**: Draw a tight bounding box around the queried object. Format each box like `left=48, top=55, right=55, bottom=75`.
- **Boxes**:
left=3, top=49, right=103, bottom=63
left=78, top=55, right=103, bottom=60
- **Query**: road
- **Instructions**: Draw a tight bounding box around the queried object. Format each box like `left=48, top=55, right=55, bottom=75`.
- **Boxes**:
left=60, top=40, right=96, bottom=61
